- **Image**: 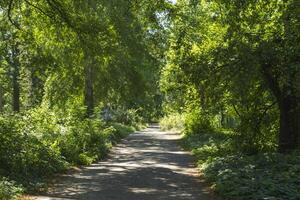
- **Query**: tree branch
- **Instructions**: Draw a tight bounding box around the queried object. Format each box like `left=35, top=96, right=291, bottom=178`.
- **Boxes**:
left=45, top=0, right=76, bottom=30
left=23, top=0, right=54, bottom=19
left=232, top=103, right=241, bottom=118
left=7, top=0, right=21, bottom=30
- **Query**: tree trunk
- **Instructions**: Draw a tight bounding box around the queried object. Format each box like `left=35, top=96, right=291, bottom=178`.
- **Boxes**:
left=12, top=64, right=20, bottom=112
left=12, top=45, right=20, bottom=112
left=278, top=95, right=300, bottom=152
left=84, top=58, right=94, bottom=118
left=79, top=34, right=95, bottom=118
left=261, top=64, right=300, bottom=152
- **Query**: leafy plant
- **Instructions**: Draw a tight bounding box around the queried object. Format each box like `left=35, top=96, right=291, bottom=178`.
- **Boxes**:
left=0, top=178, right=23, bottom=200
left=160, top=113, right=184, bottom=131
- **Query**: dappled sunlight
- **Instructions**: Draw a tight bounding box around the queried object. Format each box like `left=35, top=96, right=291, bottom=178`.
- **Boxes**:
left=33, top=127, right=216, bottom=200
left=129, top=187, right=159, bottom=194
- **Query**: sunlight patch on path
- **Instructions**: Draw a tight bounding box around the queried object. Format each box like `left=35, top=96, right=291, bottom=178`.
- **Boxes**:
left=32, top=126, right=219, bottom=200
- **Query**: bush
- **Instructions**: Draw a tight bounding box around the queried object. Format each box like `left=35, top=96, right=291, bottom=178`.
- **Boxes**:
left=0, top=107, right=136, bottom=198
left=108, top=123, right=135, bottom=143
left=0, top=178, right=23, bottom=200
left=58, top=120, right=135, bottom=165
left=160, top=113, right=184, bottom=131
left=103, top=108, right=144, bottom=127
left=201, top=153, right=300, bottom=200
left=0, top=114, right=67, bottom=183
left=182, top=128, right=234, bottom=163
left=58, top=118, right=108, bottom=164
left=184, top=109, right=214, bottom=135
left=182, top=118, right=300, bottom=199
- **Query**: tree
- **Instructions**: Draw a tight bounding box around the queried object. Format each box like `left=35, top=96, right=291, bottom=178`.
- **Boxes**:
left=221, top=0, right=300, bottom=151
left=162, top=0, right=300, bottom=152
left=0, top=0, right=170, bottom=119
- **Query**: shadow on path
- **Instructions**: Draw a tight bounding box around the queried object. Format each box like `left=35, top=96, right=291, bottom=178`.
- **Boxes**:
left=35, top=126, right=219, bottom=200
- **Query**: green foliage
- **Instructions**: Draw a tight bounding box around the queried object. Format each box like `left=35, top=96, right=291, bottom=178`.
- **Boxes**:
left=109, top=108, right=144, bottom=127
left=0, top=178, right=23, bottom=200
left=1, top=0, right=299, bottom=199
left=182, top=125, right=234, bottom=164
left=184, top=110, right=215, bottom=136
left=0, top=114, right=67, bottom=182
left=159, top=113, right=184, bottom=131
left=0, top=107, right=136, bottom=197
left=0, top=0, right=168, bottom=198
left=161, top=0, right=300, bottom=153
left=109, top=123, right=136, bottom=140
left=202, top=153, right=300, bottom=200
left=182, top=118, right=300, bottom=199
left=59, top=118, right=108, bottom=165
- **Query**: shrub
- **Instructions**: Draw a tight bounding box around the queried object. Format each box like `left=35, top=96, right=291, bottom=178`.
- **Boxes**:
left=58, top=118, right=108, bottom=164
left=0, top=114, right=67, bottom=183
left=201, top=153, right=300, bottom=200
left=110, top=122, right=135, bottom=140
left=182, top=117, right=300, bottom=199
left=105, top=108, right=144, bottom=127
left=0, top=107, right=136, bottom=197
left=78, top=153, right=95, bottom=166
left=0, top=178, right=23, bottom=200
left=160, top=113, right=184, bottom=131
left=184, top=110, right=214, bottom=135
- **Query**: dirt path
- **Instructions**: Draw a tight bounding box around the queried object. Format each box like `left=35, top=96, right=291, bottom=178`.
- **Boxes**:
left=34, top=125, right=218, bottom=200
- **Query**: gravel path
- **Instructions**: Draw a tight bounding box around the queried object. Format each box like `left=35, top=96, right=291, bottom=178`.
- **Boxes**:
left=34, top=125, right=218, bottom=200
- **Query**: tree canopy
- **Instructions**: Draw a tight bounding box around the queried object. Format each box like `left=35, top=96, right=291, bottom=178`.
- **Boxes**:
left=161, top=0, right=300, bottom=152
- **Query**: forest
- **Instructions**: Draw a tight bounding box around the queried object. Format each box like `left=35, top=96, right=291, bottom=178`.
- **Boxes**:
left=0, top=0, right=299, bottom=199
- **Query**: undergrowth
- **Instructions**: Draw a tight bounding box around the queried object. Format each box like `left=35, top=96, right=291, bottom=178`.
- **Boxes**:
left=159, top=113, right=184, bottom=131
left=182, top=130, right=300, bottom=200
left=162, top=114, right=300, bottom=200
left=0, top=108, right=138, bottom=199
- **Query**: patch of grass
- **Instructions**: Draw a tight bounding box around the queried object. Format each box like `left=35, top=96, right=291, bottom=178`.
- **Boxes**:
left=109, top=122, right=136, bottom=140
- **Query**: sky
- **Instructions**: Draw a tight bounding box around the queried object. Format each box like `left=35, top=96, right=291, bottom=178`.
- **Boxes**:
left=167, top=0, right=177, bottom=4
